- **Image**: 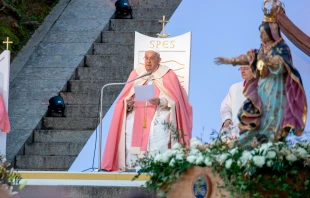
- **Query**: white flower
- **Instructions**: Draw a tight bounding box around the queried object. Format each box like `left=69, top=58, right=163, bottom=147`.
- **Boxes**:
left=229, top=148, right=238, bottom=156
left=172, top=143, right=182, bottom=150
left=169, top=158, right=176, bottom=167
left=204, top=157, right=212, bottom=166
left=266, top=151, right=276, bottom=159
left=175, top=154, right=184, bottom=160
left=190, top=148, right=199, bottom=155
left=250, top=148, right=260, bottom=155
left=253, top=156, right=266, bottom=167
left=162, top=150, right=172, bottom=163
left=280, top=148, right=290, bottom=155
left=186, top=155, right=196, bottom=163
left=275, top=142, right=284, bottom=146
left=172, top=148, right=184, bottom=155
left=296, top=147, right=308, bottom=158
left=240, top=151, right=253, bottom=166
left=190, top=137, right=199, bottom=143
left=154, top=154, right=162, bottom=162
left=210, top=140, right=220, bottom=146
left=190, top=138, right=200, bottom=148
left=266, top=160, right=273, bottom=167
left=278, top=155, right=284, bottom=160
left=172, top=150, right=178, bottom=155
left=237, top=160, right=242, bottom=167
left=259, top=143, right=272, bottom=155
left=196, top=155, right=204, bottom=165
left=225, top=158, right=233, bottom=169
left=286, top=154, right=297, bottom=162
left=218, top=153, right=229, bottom=165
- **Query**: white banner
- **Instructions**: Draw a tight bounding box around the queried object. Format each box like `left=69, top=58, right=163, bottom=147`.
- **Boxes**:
left=134, top=32, right=192, bottom=96
left=0, top=50, right=10, bottom=156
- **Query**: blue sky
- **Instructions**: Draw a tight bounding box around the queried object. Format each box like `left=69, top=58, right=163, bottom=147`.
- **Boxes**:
left=164, top=0, right=310, bottom=141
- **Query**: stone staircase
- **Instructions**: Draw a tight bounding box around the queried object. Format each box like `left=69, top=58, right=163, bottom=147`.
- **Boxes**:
left=14, top=0, right=182, bottom=170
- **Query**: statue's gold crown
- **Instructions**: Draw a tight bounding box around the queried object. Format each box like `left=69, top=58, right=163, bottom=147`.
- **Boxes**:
left=262, top=0, right=285, bottom=23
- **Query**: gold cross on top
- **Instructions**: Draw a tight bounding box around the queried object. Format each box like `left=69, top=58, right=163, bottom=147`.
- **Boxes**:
left=157, top=15, right=171, bottom=38
left=3, top=37, right=13, bottom=50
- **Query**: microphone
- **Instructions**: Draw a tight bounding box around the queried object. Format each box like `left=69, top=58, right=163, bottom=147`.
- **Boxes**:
left=126, top=71, right=152, bottom=84
left=96, top=70, right=152, bottom=171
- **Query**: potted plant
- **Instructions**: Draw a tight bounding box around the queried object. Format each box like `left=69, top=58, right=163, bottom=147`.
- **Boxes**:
left=0, top=155, right=26, bottom=198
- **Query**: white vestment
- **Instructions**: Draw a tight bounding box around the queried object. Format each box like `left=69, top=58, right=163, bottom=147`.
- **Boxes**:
left=0, top=131, right=6, bottom=156
left=125, top=78, right=171, bottom=167
left=220, top=81, right=246, bottom=138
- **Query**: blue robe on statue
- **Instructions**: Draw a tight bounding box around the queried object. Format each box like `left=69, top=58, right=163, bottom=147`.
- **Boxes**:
left=234, top=38, right=307, bottom=149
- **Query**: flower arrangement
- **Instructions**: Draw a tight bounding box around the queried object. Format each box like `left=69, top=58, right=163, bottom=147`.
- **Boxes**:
left=133, top=138, right=310, bottom=198
left=0, top=155, right=26, bottom=198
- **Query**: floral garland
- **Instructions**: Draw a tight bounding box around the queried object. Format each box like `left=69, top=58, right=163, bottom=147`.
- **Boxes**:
left=0, top=155, right=26, bottom=198
left=133, top=138, right=310, bottom=198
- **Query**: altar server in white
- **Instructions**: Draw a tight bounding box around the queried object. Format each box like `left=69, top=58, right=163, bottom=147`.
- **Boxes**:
left=220, top=65, right=252, bottom=140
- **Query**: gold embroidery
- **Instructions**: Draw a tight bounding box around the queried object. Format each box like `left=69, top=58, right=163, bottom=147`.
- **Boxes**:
left=143, top=102, right=148, bottom=128
left=276, top=48, right=283, bottom=54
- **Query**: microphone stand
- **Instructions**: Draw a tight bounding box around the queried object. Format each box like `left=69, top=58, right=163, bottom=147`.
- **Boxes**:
left=97, top=72, right=152, bottom=171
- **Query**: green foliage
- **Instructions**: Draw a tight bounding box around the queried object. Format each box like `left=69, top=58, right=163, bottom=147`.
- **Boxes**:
left=0, top=0, right=59, bottom=58
left=133, top=139, right=310, bottom=198
left=0, top=155, right=24, bottom=195
left=0, top=24, right=19, bottom=52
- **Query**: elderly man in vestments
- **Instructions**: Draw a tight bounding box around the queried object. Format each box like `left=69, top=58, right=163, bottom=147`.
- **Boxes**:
left=101, top=49, right=193, bottom=171
left=0, top=93, right=10, bottom=156
left=220, top=65, right=252, bottom=141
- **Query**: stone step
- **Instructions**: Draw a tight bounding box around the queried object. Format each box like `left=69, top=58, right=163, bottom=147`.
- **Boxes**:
left=64, top=104, right=110, bottom=118
left=110, top=19, right=162, bottom=32
left=19, top=185, right=153, bottom=198
left=85, top=55, right=133, bottom=68
left=132, top=7, right=175, bottom=19
left=15, top=155, right=76, bottom=170
left=43, top=117, right=98, bottom=130
left=25, top=142, right=85, bottom=156
left=76, top=67, right=132, bottom=80
left=101, top=31, right=158, bottom=44
left=93, top=43, right=134, bottom=56
left=129, top=0, right=181, bottom=8
left=65, top=104, right=100, bottom=117
left=68, top=80, right=127, bottom=93
left=34, top=130, right=94, bottom=143
left=60, top=91, right=121, bottom=105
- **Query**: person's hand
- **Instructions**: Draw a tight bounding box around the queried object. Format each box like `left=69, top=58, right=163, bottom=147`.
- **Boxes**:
left=214, top=57, right=231, bottom=65
left=126, top=98, right=134, bottom=106
left=126, top=98, right=135, bottom=111
left=246, top=49, right=256, bottom=56
left=149, top=97, right=160, bottom=105
left=223, top=119, right=233, bottom=128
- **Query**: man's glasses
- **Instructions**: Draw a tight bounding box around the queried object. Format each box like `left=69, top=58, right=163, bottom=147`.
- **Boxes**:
left=144, top=57, right=157, bottom=62
left=238, top=67, right=250, bottom=71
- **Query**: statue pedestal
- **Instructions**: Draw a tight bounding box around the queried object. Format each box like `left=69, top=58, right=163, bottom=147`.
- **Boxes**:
left=166, top=166, right=230, bottom=198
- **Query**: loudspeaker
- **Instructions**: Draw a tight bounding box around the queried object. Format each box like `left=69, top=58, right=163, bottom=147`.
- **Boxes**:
left=115, top=0, right=133, bottom=19
left=48, top=96, right=65, bottom=117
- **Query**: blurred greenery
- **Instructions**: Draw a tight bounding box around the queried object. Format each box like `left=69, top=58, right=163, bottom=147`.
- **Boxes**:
left=0, top=0, right=59, bottom=59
